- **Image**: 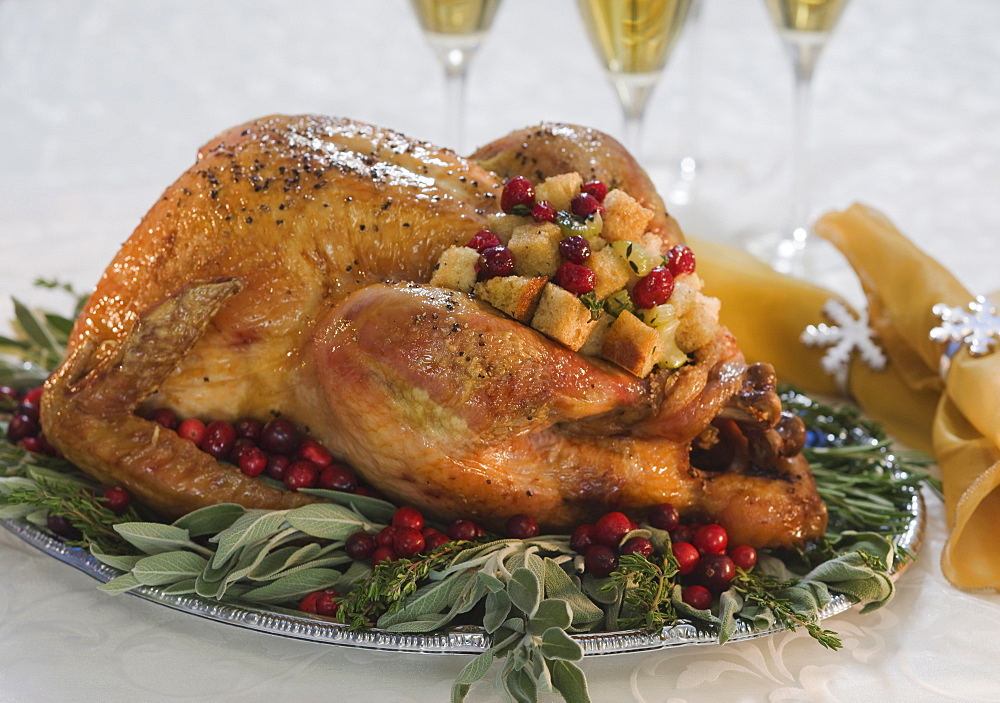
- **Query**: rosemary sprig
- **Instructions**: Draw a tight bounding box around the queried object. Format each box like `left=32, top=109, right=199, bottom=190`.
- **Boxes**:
left=730, top=570, right=843, bottom=650
left=5, top=475, right=141, bottom=554
left=337, top=540, right=475, bottom=629
left=602, top=552, right=679, bottom=630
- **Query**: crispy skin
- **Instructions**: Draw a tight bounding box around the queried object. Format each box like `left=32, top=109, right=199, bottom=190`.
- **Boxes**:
left=41, top=115, right=826, bottom=545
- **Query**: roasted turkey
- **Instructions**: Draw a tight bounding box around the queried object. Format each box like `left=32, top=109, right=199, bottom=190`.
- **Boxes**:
left=40, top=115, right=827, bottom=547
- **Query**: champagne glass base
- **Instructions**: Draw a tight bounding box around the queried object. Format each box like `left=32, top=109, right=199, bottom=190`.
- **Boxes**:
left=746, top=226, right=828, bottom=278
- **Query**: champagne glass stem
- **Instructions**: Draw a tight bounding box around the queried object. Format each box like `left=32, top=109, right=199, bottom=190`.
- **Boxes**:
left=785, top=39, right=823, bottom=244
left=442, top=51, right=471, bottom=152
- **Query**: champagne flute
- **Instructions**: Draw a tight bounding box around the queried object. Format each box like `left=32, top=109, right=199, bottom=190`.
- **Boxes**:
left=755, top=0, right=850, bottom=273
left=409, top=0, right=502, bottom=152
left=576, top=0, right=694, bottom=159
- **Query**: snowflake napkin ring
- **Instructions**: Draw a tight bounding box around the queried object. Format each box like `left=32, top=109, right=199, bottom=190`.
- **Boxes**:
left=801, top=299, right=887, bottom=393
left=930, top=296, right=1000, bottom=379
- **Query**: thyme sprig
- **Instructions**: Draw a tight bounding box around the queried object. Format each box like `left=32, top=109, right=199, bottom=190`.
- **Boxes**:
left=731, top=570, right=843, bottom=650
left=602, top=552, right=679, bottom=631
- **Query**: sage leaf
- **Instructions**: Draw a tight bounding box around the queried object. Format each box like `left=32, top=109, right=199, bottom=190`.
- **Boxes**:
left=161, top=579, right=199, bottom=596
left=450, top=683, right=471, bottom=703
left=551, top=660, right=591, bottom=703
left=717, top=589, right=743, bottom=644
left=298, top=487, right=396, bottom=524
left=172, top=503, right=246, bottom=537
left=382, top=619, right=447, bottom=633
left=483, top=589, right=511, bottom=634
left=376, top=575, right=462, bottom=627
left=98, top=572, right=142, bottom=594
left=539, top=627, right=583, bottom=662
left=478, top=571, right=505, bottom=594
left=543, top=559, right=603, bottom=628
left=12, top=298, right=61, bottom=361
left=0, top=503, right=36, bottom=519
left=455, top=649, right=493, bottom=685
left=239, top=567, right=342, bottom=605
left=528, top=599, right=572, bottom=636
left=114, top=522, right=198, bottom=555
left=507, top=568, right=541, bottom=617
left=210, top=509, right=289, bottom=568
left=89, top=545, right=142, bottom=572
left=502, top=662, right=536, bottom=703
left=285, top=503, right=367, bottom=540
left=133, top=551, right=208, bottom=586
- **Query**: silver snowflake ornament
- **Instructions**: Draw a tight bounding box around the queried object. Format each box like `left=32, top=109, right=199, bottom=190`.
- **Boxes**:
left=930, top=296, right=1000, bottom=357
left=801, top=299, right=887, bottom=392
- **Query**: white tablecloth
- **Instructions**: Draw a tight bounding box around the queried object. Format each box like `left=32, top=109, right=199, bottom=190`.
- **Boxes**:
left=1, top=1, right=999, bottom=701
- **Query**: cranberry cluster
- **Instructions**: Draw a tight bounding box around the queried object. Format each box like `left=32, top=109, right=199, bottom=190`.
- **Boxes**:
left=148, top=409, right=374, bottom=497
left=3, top=385, right=61, bottom=457
left=570, top=503, right=757, bottom=610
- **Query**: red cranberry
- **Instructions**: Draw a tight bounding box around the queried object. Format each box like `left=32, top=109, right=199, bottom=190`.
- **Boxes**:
left=392, top=506, right=425, bottom=532
left=260, top=417, right=300, bottom=455
left=581, top=180, right=608, bottom=203
left=672, top=541, right=700, bottom=576
left=392, top=527, right=426, bottom=558
left=584, top=545, right=619, bottom=578
left=666, top=244, right=696, bottom=276
left=570, top=524, right=597, bottom=553
left=36, top=433, right=60, bottom=457
left=375, top=526, right=398, bottom=548
left=101, top=486, right=130, bottom=515
left=500, top=176, right=535, bottom=214
left=346, top=531, right=376, bottom=561
left=506, top=514, right=539, bottom=539
left=234, top=417, right=263, bottom=441
left=6, top=413, right=38, bottom=443
left=265, top=453, right=291, bottom=481
left=669, top=524, right=695, bottom=545
left=47, top=514, right=82, bottom=541
left=317, top=463, right=357, bottom=492
left=297, top=439, right=333, bottom=468
left=476, top=246, right=515, bottom=279
left=20, top=436, right=42, bottom=453
left=370, top=546, right=398, bottom=565
left=682, top=584, right=712, bottom=610
left=558, top=235, right=591, bottom=264
left=299, top=589, right=339, bottom=616
left=423, top=529, right=450, bottom=551
left=238, top=447, right=268, bottom=476
left=19, top=387, right=43, bottom=423
left=693, top=524, right=729, bottom=555
left=594, top=512, right=633, bottom=547
left=570, top=193, right=603, bottom=218
left=694, top=554, right=736, bottom=593
left=620, top=536, right=654, bottom=558
left=200, top=420, right=236, bottom=459
left=531, top=201, right=557, bottom=223
left=147, top=408, right=179, bottom=430
left=730, top=545, right=758, bottom=571
left=632, top=266, right=675, bottom=309
left=466, top=229, right=502, bottom=252
left=283, top=460, right=318, bottom=490
left=554, top=261, right=596, bottom=295
left=177, top=418, right=206, bottom=445
left=448, top=519, right=479, bottom=541
left=228, top=438, right=255, bottom=463
left=647, top=503, right=680, bottom=531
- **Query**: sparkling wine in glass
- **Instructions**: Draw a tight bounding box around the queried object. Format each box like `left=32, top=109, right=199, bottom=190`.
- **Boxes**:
left=409, top=0, right=501, bottom=152
left=756, top=0, right=849, bottom=274
left=576, top=0, right=694, bottom=158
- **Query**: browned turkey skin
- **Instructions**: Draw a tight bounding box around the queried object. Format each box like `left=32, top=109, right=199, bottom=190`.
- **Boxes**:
left=40, top=115, right=826, bottom=547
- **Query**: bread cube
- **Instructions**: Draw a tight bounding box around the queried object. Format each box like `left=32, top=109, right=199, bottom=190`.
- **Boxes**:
left=601, top=310, right=662, bottom=377
left=586, top=247, right=631, bottom=300
left=578, top=313, right=615, bottom=357
left=429, top=245, right=479, bottom=293
left=474, top=275, right=547, bottom=324
left=535, top=172, right=584, bottom=212
left=601, top=189, right=655, bottom=243
left=486, top=212, right=532, bottom=244
left=509, top=222, right=562, bottom=278
left=676, top=295, right=721, bottom=352
left=531, top=283, right=598, bottom=351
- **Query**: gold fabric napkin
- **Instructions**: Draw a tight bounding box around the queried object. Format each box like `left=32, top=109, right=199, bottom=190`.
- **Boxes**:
left=692, top=203, right=1000, bottom=591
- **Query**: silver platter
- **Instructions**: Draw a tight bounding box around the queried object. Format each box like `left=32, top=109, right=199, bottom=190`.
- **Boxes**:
left=1, top=483, right=923, bottom=656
